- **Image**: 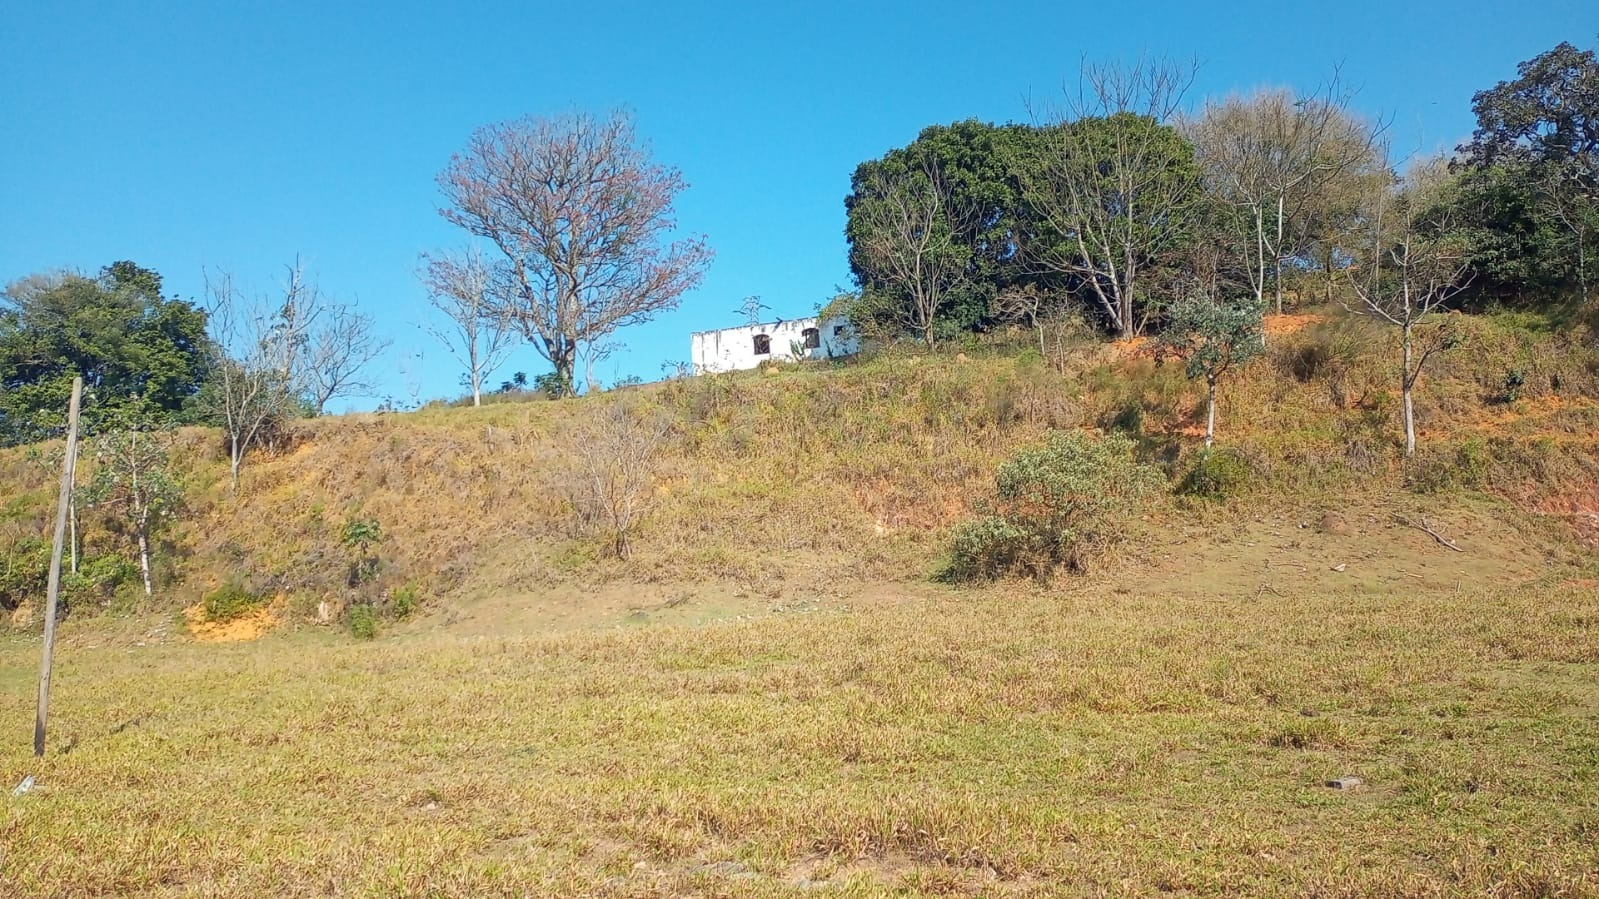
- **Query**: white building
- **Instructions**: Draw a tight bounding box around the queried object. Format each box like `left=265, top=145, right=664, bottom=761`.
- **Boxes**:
left=690, top=315, right=859, bottom=374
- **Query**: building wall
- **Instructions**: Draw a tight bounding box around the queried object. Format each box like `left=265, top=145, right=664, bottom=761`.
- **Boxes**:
left=690, top=315, right=859, bottom=374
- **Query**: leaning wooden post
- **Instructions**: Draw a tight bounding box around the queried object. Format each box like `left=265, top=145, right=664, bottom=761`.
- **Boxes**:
left=35, top=376, right=83, bottom=758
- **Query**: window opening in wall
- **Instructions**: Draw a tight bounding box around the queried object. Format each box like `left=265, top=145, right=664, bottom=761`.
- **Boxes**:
left=834, top=324, right=847, bottom=337
left=753, top=333, right=771, bottom=355
left=802, top=327, right=820, bottom=350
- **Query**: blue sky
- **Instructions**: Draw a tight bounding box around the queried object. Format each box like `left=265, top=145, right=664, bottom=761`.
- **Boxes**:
left=2, top=1, right=1592, bottom=409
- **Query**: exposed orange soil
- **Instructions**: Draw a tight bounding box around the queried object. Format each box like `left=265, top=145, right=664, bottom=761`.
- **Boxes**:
left=1112, top=315, right=1323, bottom=360
left=1263, top=313, right=1325, bottom=336
left=185, top=600, right=279, bottom=642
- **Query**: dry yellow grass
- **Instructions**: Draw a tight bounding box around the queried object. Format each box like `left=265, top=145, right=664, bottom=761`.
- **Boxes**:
left=0, top=505, right=1595, bottom=896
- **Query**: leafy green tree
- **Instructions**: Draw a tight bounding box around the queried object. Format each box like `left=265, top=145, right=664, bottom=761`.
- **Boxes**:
left=1449, top=41, right=1599, bottom=306
left=0, top=262, right=212, bottom=444
left=845, top=120, right=1057, bottom=340
left=1157, top=295, right=1265, bottom=447
left=1460, top=41, right=1598, bottom=183
left=84, top=424, right=183, bottom=597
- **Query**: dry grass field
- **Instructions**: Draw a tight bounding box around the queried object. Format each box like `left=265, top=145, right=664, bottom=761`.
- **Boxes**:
left=2, top=311, right=1598, bottom=896
left=2, top=507, right=1596, bottom=897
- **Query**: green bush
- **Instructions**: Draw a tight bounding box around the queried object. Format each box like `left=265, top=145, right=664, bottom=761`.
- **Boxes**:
left=390, top=582, right=421, bottom=619
left=1177, top=449, right=1252, bottom=500
left=0, top=537, right=49, bottom=611
left=203, top=581, right=264, bottom=622
left=341, top=516, right=383, bottom=587
left=347, top=603, right=377, bottom=640
left=1501, top=368, right=1527, bottom=404
left=1, top=540, right=140, bottom=614
left=943, top=431, right=1161, bottom=581
left=64, top=553, right=141, bottom=607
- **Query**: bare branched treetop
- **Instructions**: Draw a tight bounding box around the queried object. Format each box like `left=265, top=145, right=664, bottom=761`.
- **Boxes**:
left=1183, top=73, right=1388, bottom=312
left=437, top=110, right=713, bottom=391
left=1062, top=55, right=1198, bottom=123
left=850, top=155, right=978, bottom=348
left=419, top=246, right=517, bottom=406
left=1027, top=56, right=1204, bottom=337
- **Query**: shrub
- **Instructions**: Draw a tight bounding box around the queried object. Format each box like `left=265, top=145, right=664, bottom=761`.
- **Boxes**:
left=341, top=517, right=383, bottom=586
left=203, top=581, right=264, bottom=622
left=346, top=603, right=377, bottom=640
left=559, top=403, right=671, bottom=559
left=1501, top=368, right=1527, bottom=404
left=0, top=537, right=49, bottom=611
left=390, top=582, right=421, bottom=619
left=65, top=553, right=141, bottom=607
left=1177, top=449, right=1252, bottom=500
left=943, top=431, right=1161, bottom=581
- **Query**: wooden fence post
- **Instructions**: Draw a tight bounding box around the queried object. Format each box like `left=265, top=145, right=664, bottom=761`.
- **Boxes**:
left=35, top=376, right=83, bottom=758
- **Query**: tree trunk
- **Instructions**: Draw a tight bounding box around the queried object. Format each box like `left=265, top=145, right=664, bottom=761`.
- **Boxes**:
left=1402, top=327, right=1417, bottom=457
left=137, top=528, right=153, bottom=597
left=68, top=501, right=78, bottom=575
left=1254, top=205, right=1267, bottom=308
left=1204, top=378, right=1217, bottom=449
left=471, top=373, right=482, bottom=407
left=1402, top=386, right=1416, bottom=457
left=1578, top=226, right=1589, bottom=305
left=552, top=345, right=577, bottom=396
left=1274, top=192, right=1285, bottom=315
left=229, top=436, right=243, bottom=493
left=1323, top=246, right=1335, bottom=305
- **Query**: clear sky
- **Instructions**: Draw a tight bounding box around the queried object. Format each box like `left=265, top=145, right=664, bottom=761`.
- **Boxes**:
left=2, top=1, right=1593, bottom=409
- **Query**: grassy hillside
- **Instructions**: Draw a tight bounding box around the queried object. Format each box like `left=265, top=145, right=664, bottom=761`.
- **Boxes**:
left=1, top=308, right=1598, bottom=895
left=5, top=308, right=1596, bottom=630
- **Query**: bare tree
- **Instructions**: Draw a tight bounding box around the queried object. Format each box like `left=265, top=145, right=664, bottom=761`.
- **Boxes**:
left=438, top=110, right=713, bottom=392
left=579, top=339, right=618, bottom=395
left=301, top=307, right=389, bottom=414
left=561, top=402, right=671, bottom=560
left=419, top=246, right=516, bottom=406
left=851, top=156, right=975, bottom=348
left=203, top=270, right=296, bottom=493
left=1186, top=79, right=1387, bottom=313
left=263, top=260, right=389, bottom=415
left=1347, top=159, right=1473, bottom=456
left=1028, top=57, right=1202, bottom=338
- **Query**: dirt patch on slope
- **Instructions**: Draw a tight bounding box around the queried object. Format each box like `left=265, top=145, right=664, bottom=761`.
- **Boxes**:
left=184, top=603, right=278, bottom=642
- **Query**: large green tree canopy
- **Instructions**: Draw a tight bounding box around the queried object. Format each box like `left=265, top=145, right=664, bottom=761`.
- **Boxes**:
left=844, top=114, right=1203, bottom=340
left=844, top=120, right=1060, bottom=339
left=0, top=261, right=213, bottom=444
left=1448, top=40, right=1599, bottom=306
